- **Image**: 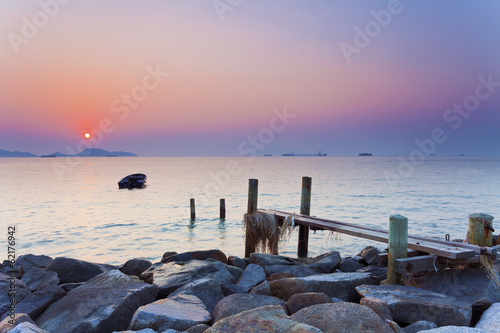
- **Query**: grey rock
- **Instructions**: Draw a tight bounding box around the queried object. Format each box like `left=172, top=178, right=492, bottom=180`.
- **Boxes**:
left=386, top=319, right=405, bottom=333
left=236, top=264, right=265, bottom=289
left=250, top=280, right=272, bottom=296
left=356, top=284, right=473, bottom=327
left=310, top=251, right=342, bottom=273
left=220, top=282, right=248, bottom=296
left=0, top=313, right=35, bottom=333
left=475, top=302, right=500, bottom=332
left=206, top=305, right=322, bottom=333
left=227, top=256, right=247, bottom=270
left=356, top=265, right=387, bottom=281
left=186, top=323, right=210, bottom=333
left=265, top=265, right=323, bottom=278
left=119, top=258, right=152, bottom=278
left=338, top=257, right=365, bottom=272
left=358, top=246, right=382, bottom=265
left=270, top=272, right=379, bottom=302
left=129, top=294, right=210, bottom=332
left=8, top=322, right=49, bottom=333
left=141, top=260, right=236, bottom=298
left=286, top=292, right=333, bottom=314
left=403, top=320, right=438, bottom=333
left=169, top=278, right=224, bottom=314
left=15, top=285, right=67, bottom=321
left=360, top=296, right=393, bottom=322
left=249, top=253, right=299, bottom=267
left=417, top=327, right=487, bottom=332
left=17, top=255, right=53, bottom=273
left=224, top=265, right=243, bottom=281
left=0, top=274, right=31, bottom=319
left=45, top=257, right=106, bottom=284
left=211, top=293, right=287, bottom=323
left=291, top=302, right=393, bottom=333
left=60, top=282, right=83, bottom=292
left=161, top=250, right=227, bottom=264
left=36, top=270, right=158, bottom=333
left=161, top=251, right=178, bottom=262
left=21, top=270, right=59, bottom=293
left=112, top=329, right=157, bottom=333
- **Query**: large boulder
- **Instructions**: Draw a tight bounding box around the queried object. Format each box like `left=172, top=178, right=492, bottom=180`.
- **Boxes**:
left=286, top=292, right=333, bottom=314
left=8, top=322, right=49, bottom=333
left=358, top=246, right=381, bottom=265
left=206, top=305, right=321, bottom=333
left=16, top=255, right=53, bottom=273
left=129, top=294, right=210, bottom=332
left=45, top=257, right=107, bottom=284
left=0, top=274, right=31, bottom=319
left=309, top=251, right=342, bottom=273
left=411, top=268, right=500, bottom=311
left=360, top=297, right=393, bottom=322
left=119, top=258, right=152, bottom=278
left=356, top=284, right=473, bottom=327
left=250, top=280, right=273, bottom=296
left=270, top=272, right=379, bottom=302
left=168, top=278, right=224, bottom=314
left=338, top=257, right=365, bottom=272
left=161, top=250, right=228, bottom=264
left=0, top=313, right=35, bottom=333
left=249, top=253, right=300, bottom=267
left=475, top=302, right=500, bottom=331
left=141, top=259, right=236, bottom=298
left=220, top=283, right=248, bottom=296
left=227, top=256, right=247, bottom=270
left=14, top=285, right=67, bottom=321
left=21, top=270, right=59, bottom=293
left=265, top=265, right=323, bottom=278
left=36, top=270, right=158, bottom=333
left=211, top=293, right=287, bottom=323
left=291, top=302, right=394, bottom=333
left=403, top=321, right=438, bottom=333
left=236, top=264, right=265, bottom=289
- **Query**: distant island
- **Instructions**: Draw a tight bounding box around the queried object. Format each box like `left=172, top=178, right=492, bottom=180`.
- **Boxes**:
left=358, top=153, right=373, bottom=156
left=0, top=148, right=137, bottom=157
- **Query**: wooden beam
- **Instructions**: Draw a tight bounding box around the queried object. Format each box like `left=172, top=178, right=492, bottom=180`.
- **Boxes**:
left=387, top=214, right=408, bottom=284
left=245, top=179, right=259, bottom=258
left=378, top=250, right=425, bottom=267
left=395, top=255, right=485, bottom=274
left=298, top=177, right=312, bottom=258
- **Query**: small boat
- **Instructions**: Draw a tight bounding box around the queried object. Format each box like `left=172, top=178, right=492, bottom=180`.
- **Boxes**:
left=118, top=173, right=147, bottom=189
left=358, top=153, right=372, bottom=156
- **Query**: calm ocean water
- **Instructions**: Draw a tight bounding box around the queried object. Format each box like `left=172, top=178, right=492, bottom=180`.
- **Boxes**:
left=1, top=156, right=499, bottom=265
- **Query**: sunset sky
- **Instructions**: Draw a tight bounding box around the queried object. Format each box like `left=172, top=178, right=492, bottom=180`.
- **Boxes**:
left=1, top=1, right=499, bottom=156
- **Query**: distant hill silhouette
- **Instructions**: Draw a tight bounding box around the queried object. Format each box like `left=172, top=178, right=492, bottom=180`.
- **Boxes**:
left=0, top=148, right=137, bottom=157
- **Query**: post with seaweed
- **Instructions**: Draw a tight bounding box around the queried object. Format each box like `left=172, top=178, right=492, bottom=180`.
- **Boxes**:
left=220, top=198, right=226, bottom=219
left=387, top=214, right=408, bottom=284
left=190, top=198, right=196, bottom=220
left=468, top=213, right=494, bottom=246
left=298, top=176, right=312, bottom=258
left=244, top=179, right=259, bottom=258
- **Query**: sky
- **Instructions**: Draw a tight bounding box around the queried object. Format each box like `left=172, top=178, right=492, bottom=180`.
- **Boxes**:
left=0, top=0, right=499, bottom=156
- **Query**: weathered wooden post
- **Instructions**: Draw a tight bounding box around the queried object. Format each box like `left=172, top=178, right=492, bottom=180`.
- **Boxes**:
left=468, top=213, right=494, bottom=246
left=387, top=214, right=408, bottom=284
left=220, top=198, right=226, bottom=219
left=190, top=198, right=196, bottom=220
left=298, top=176, right=312, bottom=258
left=244, top=179, right=258, bottom=258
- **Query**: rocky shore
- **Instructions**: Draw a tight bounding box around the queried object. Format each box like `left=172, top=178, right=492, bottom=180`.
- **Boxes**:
left=1, top=247, right=499, bottom=333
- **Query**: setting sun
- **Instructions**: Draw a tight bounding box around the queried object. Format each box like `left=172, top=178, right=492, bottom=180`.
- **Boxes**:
left=84, top=133, right=90, bottom=139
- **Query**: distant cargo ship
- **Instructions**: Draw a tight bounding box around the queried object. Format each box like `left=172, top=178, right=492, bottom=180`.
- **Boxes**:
left=358, top=153, right=372, bottom=156
left=282, top=150, right=327, bottom=157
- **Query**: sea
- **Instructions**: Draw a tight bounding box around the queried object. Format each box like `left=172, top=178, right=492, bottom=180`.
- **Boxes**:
left=1, top=156, right=499, bottom=265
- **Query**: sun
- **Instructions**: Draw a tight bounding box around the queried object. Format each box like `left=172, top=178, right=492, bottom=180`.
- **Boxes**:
left=84, top=132, right=91, bottom=139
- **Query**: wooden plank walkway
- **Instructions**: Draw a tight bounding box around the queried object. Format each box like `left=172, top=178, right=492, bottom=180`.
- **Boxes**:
left=259, top=209, right=496, bottom=260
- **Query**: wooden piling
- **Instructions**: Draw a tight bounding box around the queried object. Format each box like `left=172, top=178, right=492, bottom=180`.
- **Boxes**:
left=220, top=198, right=226, bottom=219
left=298, top=176, right=312, bottom=258
left=387, top=214, right=408, bottom=284
left=244, top=179, right=258, bottom=258
left=190, top=198, right=196, bottom=220
left=468, top=213, right=494, bottom=246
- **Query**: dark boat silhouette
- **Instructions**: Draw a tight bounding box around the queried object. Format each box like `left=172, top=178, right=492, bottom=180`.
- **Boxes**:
left=118, top=173, right=147, bottom=189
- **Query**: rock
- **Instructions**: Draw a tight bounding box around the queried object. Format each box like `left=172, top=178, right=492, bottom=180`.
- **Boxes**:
left=8, top=322, right=49, bottom=333
left=475, top=302, right=500, bottom=332
left=270, top=272, right=379, bottom=302
left=206, top=305, right=322, bottom=333
left=220, top=283, right=248, bottom=296
left=161, top=251, right=178, bottom=261
left=358, top=246, right=381, bottom=265
left=224, top=265, right=243, bottom=281
left=265, top=265, right=323, bottom=278
left=417, top=327, right=487, bottom=332
left=129, top=294, right=210, bottom=332
left=119, top=258, right=152, bottom=278
left=310, top=251, right=342, bottom=273
left=21, top=270, right=59, bottom=292
left=0, top=274, right=31, bottom=319
left=212, top=293, right=287, bottom=323
left=227, top=256, right=247, bottom=270
left=291, top=302, right=393, bottom=333
left=412, top=268, right=500, bottom=312
left=403, top=320, right=438, bottom=333
left=356, top=265, right=387, bottom=281
left=269, top=273, right=295, bottom=281
left=186, top=323, right=211, bottom=333
left=338, top=257, right=365, bottom=272
left=17, top=255, right=53, bottom=273
left=15, top=285, right=67, bottom=321
left=0, top=261, right=22, bottom=279
left=36, top=270, right=158, bottom=333
left=141, top=260, right=236, bottom=298
left=112, top=329, right=157, bottom=333
left=45, top=257, right=106, bottom=284
left=0, top=313, right=35, bottom=333
left=249, top=253, right=299, bottom=267
left=360, top=297, right=393, bottom=321
left=286, top=292, right=333, bottom=314
left=60, top=282, right=83, bottom=292
left=168, top=278, right=224, bottom=314
left=386, top=319, right=404, bottom=333
left=161, top=250, right=227, bottom=264
left=237, top=264, right=266, bottom=289
left=356, top=284, right=473, bottom=327
left=250, top=280, right=272, bottom=296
